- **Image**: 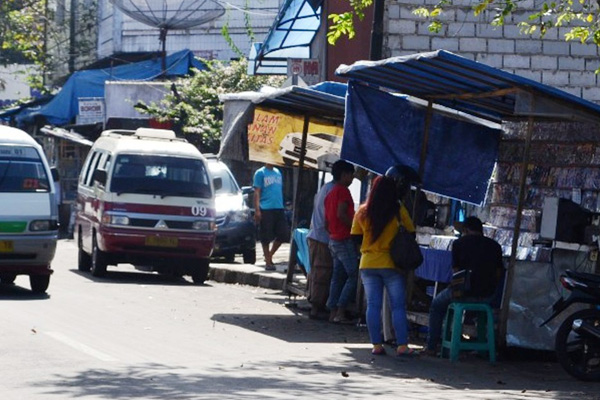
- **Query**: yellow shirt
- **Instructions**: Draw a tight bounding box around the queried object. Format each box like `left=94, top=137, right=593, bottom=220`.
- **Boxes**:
left=350, top=204, right=415, bottom=269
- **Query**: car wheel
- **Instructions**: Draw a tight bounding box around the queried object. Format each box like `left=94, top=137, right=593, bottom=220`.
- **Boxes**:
left=78, top=229, right=92, bottom=272
left=0, top=273, right=16, bottom=284
left=30, top=275, right=50, bottom=294
left=224, top=252, right=235, bottom=263
left=242, top=249, right=256, bottom=264
left=91, top=235, right=108, bottom=277
left=191, top=259, right=210, bottom=284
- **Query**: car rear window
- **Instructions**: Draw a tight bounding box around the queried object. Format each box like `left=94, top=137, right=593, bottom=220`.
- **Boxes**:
left=0, top=146, right=50, bottom=193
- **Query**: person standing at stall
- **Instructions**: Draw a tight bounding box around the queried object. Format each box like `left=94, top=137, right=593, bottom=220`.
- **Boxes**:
left=253, top=163, right=287, bottom=271
left=324, top=161, right=358, bottom=323
left=307, top=160, right=353, bottom=319
left=351, top=175, right=418, bottom=356
left=424, top=216, right=504, bottom=356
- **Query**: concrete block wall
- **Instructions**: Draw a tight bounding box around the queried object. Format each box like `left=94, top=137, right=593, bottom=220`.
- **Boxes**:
left=385, top=1, right=600, bottom=102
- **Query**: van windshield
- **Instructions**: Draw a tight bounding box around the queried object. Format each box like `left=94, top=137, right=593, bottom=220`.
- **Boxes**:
left=0, top=146, right=50, bottom=193
left=110, top=154, right=212, bottom=198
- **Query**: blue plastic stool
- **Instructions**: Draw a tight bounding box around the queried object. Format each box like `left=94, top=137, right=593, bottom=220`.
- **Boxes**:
left=440, top=301, right=496, bottom=362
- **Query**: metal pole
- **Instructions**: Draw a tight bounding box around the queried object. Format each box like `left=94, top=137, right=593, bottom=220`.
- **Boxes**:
left=499, top=98, right=535, bottom=346
left=369, top=0, right=385, bottom=61
left=285, top=114, right=311, bottom=292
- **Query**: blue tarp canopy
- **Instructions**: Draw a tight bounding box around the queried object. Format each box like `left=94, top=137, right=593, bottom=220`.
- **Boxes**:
left=249, top=0, right=322, bottom=75
left=337, top=50, right=600, bottom=123
left=343, top=81, right=500, bottom=205
left=18, top=49, right=204, bottom=126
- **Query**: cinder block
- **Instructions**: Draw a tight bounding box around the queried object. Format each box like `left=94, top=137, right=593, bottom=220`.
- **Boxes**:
left=542, top=70, right=570, bottom=86
left=417, top=21, right=445, bottom=35
left=400, top=6, right=420, bottom=20
left=559, top=86, right=582, bottom=98
left=503, top=54, right=530, bottom=69
left=515, top=40, right=542, bottom=54
left=488, top=39, right=515, bottom=53
left=403, top=35, right=432, bottom=50
left=459, top=37, right=487, bottom=52
left=458, top=52, right=476, bottom=61
left=558, top=56, right=585, bottom=70
left=387, top=35, right=402, bottom=51
left=448, top=22, right=475, bottom=37
left=456, top=9, right=484, bottom=23
left=583, top=87, right=600, bottom=102
left=388, top=3, right=401, bottom=19
left=542, top=41, right=570, bottom=55
left=476, top=53, right=503, bottom=68
left=389, top=20, right=417, bottom=35
left=571, top=42, right=598, bottom=57
left=503, top=24, right=526, bottom=39
left=432, top=37, right=459, bottom=51
left=476, top=24, right=504, bottom=38
left=530, top=55, right=558, bottom=69
left=570, top=71, right=597, bottom=86
left=585, top=58, right=600, bottom=72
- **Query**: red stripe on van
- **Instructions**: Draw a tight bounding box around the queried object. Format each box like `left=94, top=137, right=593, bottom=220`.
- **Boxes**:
left=103, top=202, right=215, bottom=218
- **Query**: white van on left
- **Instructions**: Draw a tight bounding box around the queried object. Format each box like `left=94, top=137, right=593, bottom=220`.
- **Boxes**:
left=0, top=126, right=58, bottom=293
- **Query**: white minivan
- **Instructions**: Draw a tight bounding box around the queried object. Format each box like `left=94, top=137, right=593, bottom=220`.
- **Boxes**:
left=0, top=126, right=58, bottom=293
left=75, top=128, right=217, bottom=283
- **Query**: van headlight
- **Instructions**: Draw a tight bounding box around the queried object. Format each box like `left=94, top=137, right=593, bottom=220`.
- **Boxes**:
left=101, top=214, right=130, bottom=226
left=30, top=220, right=59, bottom=231
left=229, top=208, right=250, bottom=223
left=193, top=220, right=216, bottom=231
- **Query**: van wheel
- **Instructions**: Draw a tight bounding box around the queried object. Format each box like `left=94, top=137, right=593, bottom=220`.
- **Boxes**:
left=78, top=231, right=91, bottom=272
left=0, top=273, right=16, bottom=284
left=191, top=260, right=210, bottom=284
left=243, top=249, right=256, bottom=264
left=30, top=275, right=50, bottom=294
left=223, top=252, right=235, bottom=263
left=91, top=236, right=108, bottom=277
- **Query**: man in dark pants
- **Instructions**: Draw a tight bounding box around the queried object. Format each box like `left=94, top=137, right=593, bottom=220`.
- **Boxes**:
left=425, top=216, right=505, bottom=355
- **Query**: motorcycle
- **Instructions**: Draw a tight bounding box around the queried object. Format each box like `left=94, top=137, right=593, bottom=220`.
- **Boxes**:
left=541, top=269, right=600, bottom=381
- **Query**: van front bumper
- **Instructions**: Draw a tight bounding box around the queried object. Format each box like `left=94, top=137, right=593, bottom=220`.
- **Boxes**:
left=98, top=226, right=216, bottom=260
left=0, top=233, right=57, bottom=274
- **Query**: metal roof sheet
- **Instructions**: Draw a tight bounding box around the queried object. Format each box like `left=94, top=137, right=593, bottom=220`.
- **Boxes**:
left=336, top=50, right=600, bottom=123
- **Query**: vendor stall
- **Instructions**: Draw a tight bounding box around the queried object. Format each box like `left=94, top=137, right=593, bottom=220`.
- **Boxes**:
left=336, top=50, right=600, bottom=350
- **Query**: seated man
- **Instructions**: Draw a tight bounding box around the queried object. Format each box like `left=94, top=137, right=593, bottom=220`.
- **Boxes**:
left=425, top=216, right=505, bottom=355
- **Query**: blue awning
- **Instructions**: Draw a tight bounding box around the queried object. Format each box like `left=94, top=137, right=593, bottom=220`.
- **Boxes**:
left=248, top=0, right=322, bottom=75
left=336, top=50, right=600, bottom=123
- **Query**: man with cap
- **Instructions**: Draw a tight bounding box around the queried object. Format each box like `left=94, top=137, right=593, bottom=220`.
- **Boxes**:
left=424, top=216, right=505, bottom=356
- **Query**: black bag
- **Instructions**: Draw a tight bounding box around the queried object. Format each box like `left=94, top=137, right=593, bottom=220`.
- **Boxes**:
left=390, top=215, right=423, bottom=271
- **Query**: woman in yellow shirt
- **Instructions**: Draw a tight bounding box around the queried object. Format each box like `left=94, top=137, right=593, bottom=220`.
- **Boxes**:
left=351, top=175, right=417, bottom=357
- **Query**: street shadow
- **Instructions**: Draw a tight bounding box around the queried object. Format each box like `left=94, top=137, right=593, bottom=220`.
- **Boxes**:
left=211, top=313, right=367, bottom=344
left=69, top=269, right=214, bottom=288
left=32, top=356, right=600, bottom=399
left=0, top=282, right=50, bottom=300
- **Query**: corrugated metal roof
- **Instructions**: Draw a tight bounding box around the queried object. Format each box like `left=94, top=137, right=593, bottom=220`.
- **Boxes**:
left=220, top=83, right=345, bottom=121
left=336, top=50, right=600, bottom=123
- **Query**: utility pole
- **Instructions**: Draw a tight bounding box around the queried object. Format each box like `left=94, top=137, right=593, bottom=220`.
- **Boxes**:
left=69, top=0, right=76, bottom=73
left=369, top=0, right=385, bottom=61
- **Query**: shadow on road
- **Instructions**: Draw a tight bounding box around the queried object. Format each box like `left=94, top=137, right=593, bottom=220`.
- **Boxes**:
left=0, top=282, right=50, bottom=300
left=69, top=269, right=214, bottom=288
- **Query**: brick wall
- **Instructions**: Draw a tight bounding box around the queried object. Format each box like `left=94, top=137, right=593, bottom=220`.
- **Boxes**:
left=385, top=0, right=600, bottom=102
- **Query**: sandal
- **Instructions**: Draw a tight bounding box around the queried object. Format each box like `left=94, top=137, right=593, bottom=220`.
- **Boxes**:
left=372, top=345, right=386, bottom=356
left=332, top=316, right=355, bottom=325
left=396, top=345, right=419, bottom=357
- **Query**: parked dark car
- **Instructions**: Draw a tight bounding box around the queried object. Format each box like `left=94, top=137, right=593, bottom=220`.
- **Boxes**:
left=205, top=156, right=256, bottom=264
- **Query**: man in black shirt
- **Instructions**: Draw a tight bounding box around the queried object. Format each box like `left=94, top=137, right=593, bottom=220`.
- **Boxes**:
left=425, top=216, right=505, bottom=355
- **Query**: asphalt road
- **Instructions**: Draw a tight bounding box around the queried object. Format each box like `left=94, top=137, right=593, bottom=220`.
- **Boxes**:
left=1, top=240, right=600, bottom=399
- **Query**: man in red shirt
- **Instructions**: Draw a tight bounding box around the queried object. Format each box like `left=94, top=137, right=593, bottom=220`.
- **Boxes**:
left=324, top=160, right=358, bottom=323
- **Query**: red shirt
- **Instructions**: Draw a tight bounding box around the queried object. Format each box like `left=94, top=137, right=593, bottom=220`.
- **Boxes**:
left=324, top=184, right=355, bottom=240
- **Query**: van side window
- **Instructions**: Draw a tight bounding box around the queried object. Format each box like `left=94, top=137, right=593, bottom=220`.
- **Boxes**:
left=84, top=152, right=102, bottom=187
left=81, top=151, right=99, bottom=186
left=103, top=155, right=112, bottom=171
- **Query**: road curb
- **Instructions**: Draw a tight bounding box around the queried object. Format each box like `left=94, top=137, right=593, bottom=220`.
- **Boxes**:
left=208, top=264, right=287, bottom=290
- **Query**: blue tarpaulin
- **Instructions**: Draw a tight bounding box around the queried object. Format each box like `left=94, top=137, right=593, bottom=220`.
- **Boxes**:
left=19, top=49, right=204, bottom=126
left=342, top=81, right=501, bottom=205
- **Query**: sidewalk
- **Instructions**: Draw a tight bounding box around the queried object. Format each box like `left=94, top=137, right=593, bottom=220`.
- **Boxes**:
left=208, top=242, right=304, bottom=291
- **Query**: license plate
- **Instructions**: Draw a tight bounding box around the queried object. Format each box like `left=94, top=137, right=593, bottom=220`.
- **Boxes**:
left=0, top=240, right=13, bottom=252
left=145, top=236, right=178, bottom=248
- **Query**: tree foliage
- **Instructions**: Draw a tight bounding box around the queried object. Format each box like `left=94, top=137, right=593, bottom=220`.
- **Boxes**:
left=328, top=0, right=600, bottom=52
left=136, top=58, right=284, bottom=153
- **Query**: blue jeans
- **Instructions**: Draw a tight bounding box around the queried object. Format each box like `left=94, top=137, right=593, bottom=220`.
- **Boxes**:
left=361, top=268, right=408, bottom=345
left=326, top=239, right=359, bottom=310
left=426, top=287, right=453, bottom=351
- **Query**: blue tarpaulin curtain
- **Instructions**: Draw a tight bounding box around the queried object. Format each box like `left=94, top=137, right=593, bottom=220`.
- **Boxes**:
left=342, top=81, right=501, bottom=205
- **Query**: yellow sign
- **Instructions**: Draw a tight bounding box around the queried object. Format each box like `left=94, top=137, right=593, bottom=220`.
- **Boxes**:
left=248, top=107, right=344, bottom=170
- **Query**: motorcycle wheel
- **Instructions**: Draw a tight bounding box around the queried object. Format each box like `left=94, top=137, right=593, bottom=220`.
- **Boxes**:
left=555, top=308, right=600, bottom=381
